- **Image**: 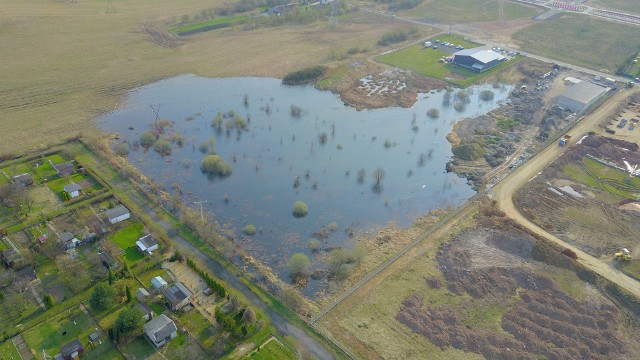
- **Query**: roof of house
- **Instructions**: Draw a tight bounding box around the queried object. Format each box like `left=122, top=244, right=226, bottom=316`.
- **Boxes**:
left=137, top=287, right=150, bottom=297
left=454, top=47, right=505, bottom=64
left=89, top=331, right=100, bottom=341
left=54, top=162, right=75, bottom=175
left=144, top=314, right=177, bottom=343
left=151, top=276, right=168, bottom=288
left=63, top=183, right=82, bottom=193
left=60, top=338, right=83, bottom=357
left=99, top=249, right=117, bottom=265
left=105, top=205, right=130, bottom=220
left=3, top=248, right=22, bottom=263
left=12, top=173, right=34, bottom=186
left=163, top=283, right=193, bottom=306
left=137, top=302, right=154, bottom=315
left=59, top=232, right=75, bottom=243
left=139, top=234, right=158, bottom=248
left=16, top=266, right=37, bottom=282
left=558, top=81, right=609, bottom=105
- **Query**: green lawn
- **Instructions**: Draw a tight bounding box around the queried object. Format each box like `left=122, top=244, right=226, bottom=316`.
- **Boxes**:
left=32, top=161, right=58, bottom=182
left=503, top=2, right=540, bottom=19
left=376, top=44, right=519, bottom=85
left=177, top=309, right=214, bottom=345
left=591, top=0, right=640, bottom=14
left=109, top=222, right=144, bottom=249
left=123, top=247, right=144, bottom=263
left=1, top=163, right=31, bottom=177
left=45, top=154, right=68, bottom=164
left=137, top=267, right=170, bottom=288
left=46, top=173, right=86, bottom=198
left=171, top=15, right=248, bottom=35
left=120, top=336, right=155, bottom=359
left=247, top=338, right=296, bottom=360
left=22, top=307, right=120, bottom=359
left=562, top=157, right=640, bottom=199
left=513, top=13, right=640, bottom=73
left=0, top=340, right=20, bottom=360
left=149, top=302, right=165, bottom=316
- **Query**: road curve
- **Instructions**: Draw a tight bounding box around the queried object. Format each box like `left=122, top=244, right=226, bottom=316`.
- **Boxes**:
left=489, top=88, right=640, bottom=299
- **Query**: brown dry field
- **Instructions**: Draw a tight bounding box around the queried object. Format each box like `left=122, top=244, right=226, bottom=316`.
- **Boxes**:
left=0, top=0, right=436, bottom=155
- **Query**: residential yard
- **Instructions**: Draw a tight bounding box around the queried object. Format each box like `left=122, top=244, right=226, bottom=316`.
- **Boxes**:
left=120, top=336, right=156, bottom=360
left=136, top=266, right=171, bottom=288
left=0, top=340, right=20, bottom=360
left=246, top=338, right=296, bottom=360
left=512, top=13, right=640, bottom=73
left=108, top=222, right=146, bottom=264
left=22, top=305, right=120, bottom=359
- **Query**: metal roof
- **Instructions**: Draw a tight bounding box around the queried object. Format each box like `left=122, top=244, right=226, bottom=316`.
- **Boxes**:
left=105, top=205, right=129, bottom=220
left=454, top=47, right=505, bottom=64
left=163, top=282, right=193, bottom=306
left=144, top=314, right=177, bottom=343
left=63, top=182, right=82, bottom=192
left=559, top=81, right=608, bottom=105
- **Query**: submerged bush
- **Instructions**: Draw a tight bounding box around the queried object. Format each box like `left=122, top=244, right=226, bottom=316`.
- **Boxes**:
left=140, top=132, right=156, bottom=148
left=479, top=90, right=495, bottom=101
left=427, top=108, right=440, bottom=119
left=292, top=201, right=309, bottom=218
left=243, top=224, right=257, bottom=236
left=200, top=154, right=232, bottom=176
left=282, top=66, right=326, bottom=85
left=153, top=139, right=172, bottom=156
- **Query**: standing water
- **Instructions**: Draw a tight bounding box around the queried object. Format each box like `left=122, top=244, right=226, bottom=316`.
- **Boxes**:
left=98, top=75, right=512, bottom=295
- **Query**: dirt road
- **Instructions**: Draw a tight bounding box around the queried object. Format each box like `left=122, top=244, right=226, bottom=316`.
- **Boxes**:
left=490, top=88, right=640, bottom=299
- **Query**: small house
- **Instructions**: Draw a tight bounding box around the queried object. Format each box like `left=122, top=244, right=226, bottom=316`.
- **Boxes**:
left=89, top=331, right=100, bottom=342
left=105, top=205, right=130, bottom=224
left=38, top=235, right=48, bottom=244
left=151, top=276, right=168, bottom=290
left=163, top=282, right=193, bottom=311
left=63, top=183, right=82, bottom=199
left=15, top=266, right=39, bottom=285
left=143, top=314, right=178, bottom=348
left=60, top=338, right=84, bottom=360
left=136, top=287, right=150, bottom=301
left=137, top=302, right=154, bottom=321
left=136, top=234, right=159, bottom=255
left=52, top=161, right=75, bottom=177
left=12, top=173, right=34, bottom=187
left=59, top=232, right=79, bottom=249
left=1, top=248, right=23, bottom=268
left=98, top=249, right=118, bottom=270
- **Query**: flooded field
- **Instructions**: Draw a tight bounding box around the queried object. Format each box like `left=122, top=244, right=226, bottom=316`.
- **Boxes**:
left=98, top=75, right=512, bottom=295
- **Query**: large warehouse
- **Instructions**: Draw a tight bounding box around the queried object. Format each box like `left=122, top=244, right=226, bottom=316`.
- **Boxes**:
left=556, top=81, right=609, bottom=112
left=452, top=48, right=506, bottom=73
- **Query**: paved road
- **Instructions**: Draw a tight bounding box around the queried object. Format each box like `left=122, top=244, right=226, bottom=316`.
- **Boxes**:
left=490, top=88, right=640, bottom=299
left=123, top=189, right=335, bottom=360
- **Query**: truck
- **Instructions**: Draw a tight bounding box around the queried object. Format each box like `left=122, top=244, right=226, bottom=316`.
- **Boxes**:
left=559, top=134, right=572, bottom=146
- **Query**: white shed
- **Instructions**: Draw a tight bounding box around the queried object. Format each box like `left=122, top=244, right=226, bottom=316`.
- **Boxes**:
left=106, top=205, right=130, bottom=224
left=151, top=276, right=168, bottom=290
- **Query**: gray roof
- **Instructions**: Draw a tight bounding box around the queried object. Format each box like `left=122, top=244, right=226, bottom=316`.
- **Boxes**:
left=89, top=331, right=100, bottom=341
left=137, top=302, right=154, bottom=315
left=144, top=314, right=177, bottom=342
left=137, top=287, right=150, bottom=296
left=454, top=47, right=505, bottom=64
left=106, top=205, right=130, bottom=220
left=12, top=173, right=34, bottom=186
left=54, top=162, right=75, bottom=175
left=63, top=182, right=82, bottom=192
left=139, top=234, right=158, bottom=248
left=558, top=81, right=608, bottom=105
left=60, top=338, right=83, bottom=357
left=59, top=232, right=75, bottom=243
left=163, top=282, right=193, bottom=306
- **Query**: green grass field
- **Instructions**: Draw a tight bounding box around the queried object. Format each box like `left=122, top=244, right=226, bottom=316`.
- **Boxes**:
left=137, top=267, right=170, bottom=288
left=22, top=307, right=121, bottom=359
left=402, top=0, right=538, bottom=22
left=590, top=0, right=640, bottom=14
left=171, top=15, right=248, bottom=35
left=0, top=340, right=20, bottom=360
left=376, top=43, right=519, bottom=86
left=246, top=338, right=296, bottom=360
left=109, top=222, right=144, bottom=249
left=513, top=13, right=640, bottom=73
left=562, top=157, right=640, bottom=200
left=46, top=173, right=86, bottom=198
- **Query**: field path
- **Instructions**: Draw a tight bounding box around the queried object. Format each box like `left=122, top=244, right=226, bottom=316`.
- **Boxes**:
left=490, top=88, right=640, bottom=299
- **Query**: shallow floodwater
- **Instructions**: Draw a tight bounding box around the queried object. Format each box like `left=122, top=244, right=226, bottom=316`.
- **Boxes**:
left=99, top=75, right=511, bottom=295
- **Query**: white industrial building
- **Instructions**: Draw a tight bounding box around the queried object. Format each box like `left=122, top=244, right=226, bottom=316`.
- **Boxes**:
left=556, top=81, right=609, bottom=112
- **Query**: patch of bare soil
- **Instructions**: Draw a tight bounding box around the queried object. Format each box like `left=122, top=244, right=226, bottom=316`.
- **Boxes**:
left=396, top=215, right=628, bottom=360
left=514, top=135, right=640, bottom=257
left=334, top=61, right=448, bottom=110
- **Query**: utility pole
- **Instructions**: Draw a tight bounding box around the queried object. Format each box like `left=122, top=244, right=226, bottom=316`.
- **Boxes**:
left=194, top=200, right=207, bottom=224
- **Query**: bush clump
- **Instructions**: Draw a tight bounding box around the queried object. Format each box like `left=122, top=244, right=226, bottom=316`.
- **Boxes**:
left=479, top=89, right=495, bottom=101
left=427, top=108, right=440, bottom=119
left=153, top=138, right=172, bottom=156
left=140, top=132, right=156, bottom=148
left=282, top=66, right=326, bottom=85
left=452, top=142, right=484, bottom=161
left=200, top=154, right=232, bottom=176
left=292, top=201, right=309, bottom=218
left=243, top=224, right=257, bottom=236
left=378, top=28, right=418, bottom=46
